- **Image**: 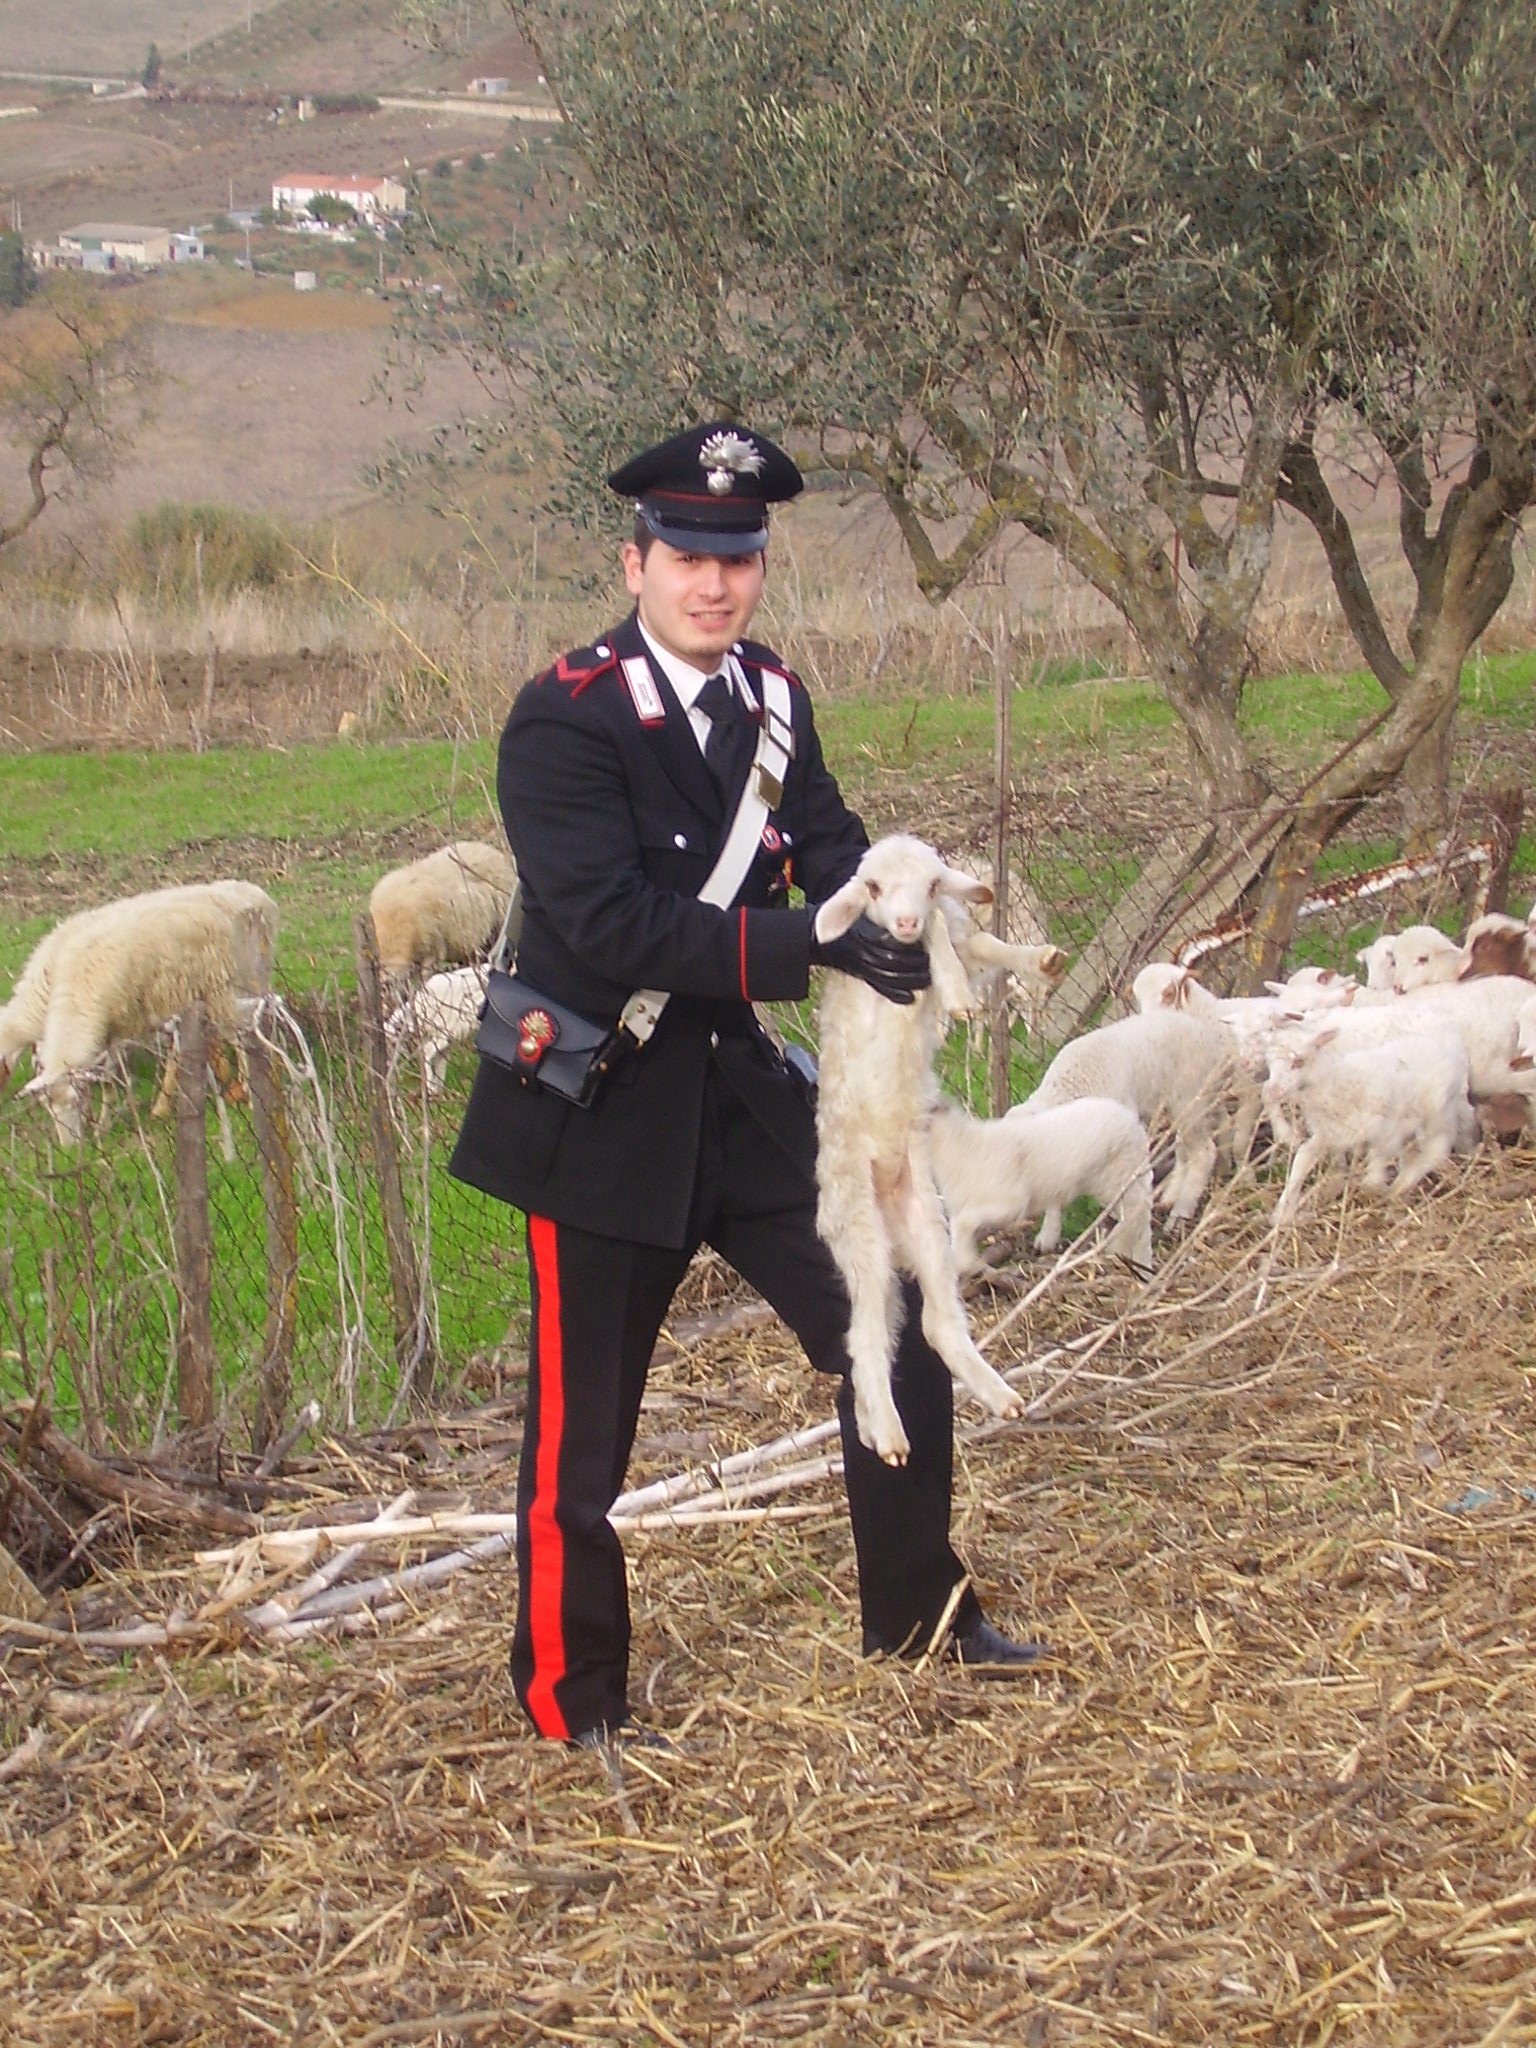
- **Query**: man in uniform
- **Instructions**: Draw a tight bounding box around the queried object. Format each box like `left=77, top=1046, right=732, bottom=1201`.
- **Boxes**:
left=450, top=422, right=1047, bottom=1749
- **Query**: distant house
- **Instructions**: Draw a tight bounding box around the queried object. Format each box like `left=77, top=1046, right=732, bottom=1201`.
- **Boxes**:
left=53, top=223, right=174, bottom=269
left=468, top=76, right=510, bottom=96
left=271, top=174, right=407, bottom=221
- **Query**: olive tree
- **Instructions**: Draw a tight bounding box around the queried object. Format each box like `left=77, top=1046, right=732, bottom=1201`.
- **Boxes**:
left=431, top=0, right=1536, bottom=993
left=0, top=280, right=152, bottom=552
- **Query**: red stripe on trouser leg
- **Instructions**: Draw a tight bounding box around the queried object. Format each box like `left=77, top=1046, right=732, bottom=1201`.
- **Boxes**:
left=524, top=1214, right=570, bottom=1740
left=738, top=907, right=750, bottom=998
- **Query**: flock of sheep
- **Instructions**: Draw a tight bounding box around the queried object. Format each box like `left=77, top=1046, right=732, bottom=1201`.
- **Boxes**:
left=3, top=820, right=1532, bottom=1343
left=0, top=840, right=516, bottom=1145
left=809, top=834, right=1536, bottom=1462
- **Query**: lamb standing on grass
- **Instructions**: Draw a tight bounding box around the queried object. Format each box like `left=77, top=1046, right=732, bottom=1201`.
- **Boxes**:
left=0, top=880, right=278, bottom=1145
left=814, top=835, right=1030, bottom=1466
left=931, top=1097, right=1154, bottom=1273
left=368, top=840, right=516, bottom=979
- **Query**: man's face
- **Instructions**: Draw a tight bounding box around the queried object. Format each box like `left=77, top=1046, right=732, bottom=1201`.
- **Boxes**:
left=623, top=538, right=766, bottom=667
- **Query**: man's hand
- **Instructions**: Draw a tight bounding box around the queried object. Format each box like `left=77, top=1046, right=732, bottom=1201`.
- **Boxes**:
left=809, top=909, right=931, bottom=1005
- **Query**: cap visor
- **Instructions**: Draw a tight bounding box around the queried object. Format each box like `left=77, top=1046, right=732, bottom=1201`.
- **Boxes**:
left=640, top=506, right=767, bottom=557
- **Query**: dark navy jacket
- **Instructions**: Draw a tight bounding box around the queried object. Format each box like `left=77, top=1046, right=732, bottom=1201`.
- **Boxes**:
left=448, top=609, right=868, bottom=1248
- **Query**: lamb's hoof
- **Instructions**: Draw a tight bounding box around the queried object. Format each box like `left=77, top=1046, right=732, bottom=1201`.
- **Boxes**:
left=881, top=1447, right=910, bottom=1468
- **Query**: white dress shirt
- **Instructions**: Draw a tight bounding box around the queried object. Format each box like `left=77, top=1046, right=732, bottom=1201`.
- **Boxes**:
left=637, top=620, right=755, bottom=756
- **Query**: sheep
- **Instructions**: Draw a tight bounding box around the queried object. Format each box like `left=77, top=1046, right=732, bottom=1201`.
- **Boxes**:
left=1354, top=922, right=1464, bottom=995
left=0, top=880, right=278, bottom=1145
left=1130, top=961, right=1357, bottom=1163
left=1015, top=1008, right=1234, bottom=1226
left=1274, top=974, right=1536, bottom=1113
left=368, top=840, right=516, bottom=979
left=385, top=962, right=490, bottom=1096
left=1262, top=1016, right=1475, bottom=1225
left=930, top=1097, right=1154, bottom=1273
left=813, top=834, right=1026, bottom=1466
left=1458, top=911, right=1536, bottom=982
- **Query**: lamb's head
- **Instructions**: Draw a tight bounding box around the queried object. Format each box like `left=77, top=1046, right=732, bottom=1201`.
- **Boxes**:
left=1388, top=924, right=1464, bottom=994
left=1263, top=965, right=1358, bottom=1010
left=1458, top=912, right=1536, bottom=983
left=1355, top=934, right=1397, bottom=991
left=1130, top=961, right=1195, bottom=1014
left=817, top=834, right=992, bottom=947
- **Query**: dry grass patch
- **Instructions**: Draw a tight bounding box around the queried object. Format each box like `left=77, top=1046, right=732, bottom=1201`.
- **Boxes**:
left=4, top=1154, right=1534, bottom=2045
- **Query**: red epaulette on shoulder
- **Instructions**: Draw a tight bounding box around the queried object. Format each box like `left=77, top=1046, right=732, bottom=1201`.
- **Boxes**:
left=535, top=643, right=622, bottom=696
left=738, top=639, right=804, bottom=689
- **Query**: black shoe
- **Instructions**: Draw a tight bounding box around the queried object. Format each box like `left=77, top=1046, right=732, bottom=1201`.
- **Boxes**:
left=946, top=1614, right=1051, bottom=1677
left=569, top=1722, right=681, bottom=1756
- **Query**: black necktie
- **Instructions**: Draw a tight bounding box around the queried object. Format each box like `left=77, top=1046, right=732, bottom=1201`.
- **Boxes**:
left=696, top=673, right=743, bottom=798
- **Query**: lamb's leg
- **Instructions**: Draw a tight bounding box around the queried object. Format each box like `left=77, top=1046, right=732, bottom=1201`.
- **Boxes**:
left=1103, top=1169, right=1155, bottom=1270
left=891, top=1167, right=1022, bottom=1420
left=822, top=1174, right=910, bottom=1465
left=1273, top=1132, right=1326, bottom=1226
left=1162, top=1118, right=1217, bottom=1223
left=1034, top=1204, right=1063, bottom=1252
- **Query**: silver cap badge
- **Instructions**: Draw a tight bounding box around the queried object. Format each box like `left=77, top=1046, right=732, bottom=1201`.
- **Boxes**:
left=699, top=429, right=765, bottom=496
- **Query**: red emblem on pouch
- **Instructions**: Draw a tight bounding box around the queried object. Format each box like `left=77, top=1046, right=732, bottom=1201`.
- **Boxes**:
left=761, top=823, right=782, bottom=853
left=517, top=1008, right=559, bottom=1063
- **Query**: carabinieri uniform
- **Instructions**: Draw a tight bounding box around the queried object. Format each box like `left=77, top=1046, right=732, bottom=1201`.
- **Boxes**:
left=450, top=609, right=982, bottom=1742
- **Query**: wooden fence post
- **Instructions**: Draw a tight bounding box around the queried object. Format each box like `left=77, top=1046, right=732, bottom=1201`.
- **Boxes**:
left=173, top=1002, right=215, bottom=1431
left=988, top=638, right=1014, bottom=1118
left=354, top=914, right=436, bottom=1408
left=246, top=1028, right=299, bottom=1455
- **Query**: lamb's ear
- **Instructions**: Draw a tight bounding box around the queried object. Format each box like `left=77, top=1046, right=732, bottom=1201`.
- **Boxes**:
left=1160, top=976, right=1184, bottom=1008
left=937, top=864, right=993, bottom=907
left=814, top=876, right=871, bottom=943
left=1262, top=981, right=1287, bottom=998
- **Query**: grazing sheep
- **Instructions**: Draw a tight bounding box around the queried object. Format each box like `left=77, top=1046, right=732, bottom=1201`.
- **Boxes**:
left=931, top=1097, right=1154, bottom=1273
left=1016, top=1009, right=1234, bottom=1225
left=0, top=880, right=278, bottom=1145
left=1262, top=1016, right=1475, bottom=1224
left=385, top=962, right=490, bottom=1096
left=814, top=835, right=1025, bottom=1466
left=368, top=840, right=516, bottom=978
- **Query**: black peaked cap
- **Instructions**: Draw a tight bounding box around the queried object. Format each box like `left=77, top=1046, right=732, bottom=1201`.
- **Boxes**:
left=608, top=421, right=803, bottom=556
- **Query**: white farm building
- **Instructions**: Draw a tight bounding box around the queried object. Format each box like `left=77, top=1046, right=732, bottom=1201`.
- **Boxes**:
left=271, top=174, right=407, bottom=220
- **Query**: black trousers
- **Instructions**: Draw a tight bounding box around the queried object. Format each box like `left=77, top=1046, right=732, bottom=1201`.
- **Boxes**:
left=510, top=1067, right=981, bottom=1741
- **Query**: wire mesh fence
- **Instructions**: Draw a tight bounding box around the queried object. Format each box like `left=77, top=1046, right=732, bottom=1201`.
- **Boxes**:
left=0, top=777, right=1524, bottom=1453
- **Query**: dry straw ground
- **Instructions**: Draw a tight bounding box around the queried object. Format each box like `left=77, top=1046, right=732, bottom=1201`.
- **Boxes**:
left=4, top=1156, right=1535, bottom=2047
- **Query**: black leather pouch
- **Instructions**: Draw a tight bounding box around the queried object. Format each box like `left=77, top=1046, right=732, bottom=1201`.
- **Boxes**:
left=475, top=969, right=624, bottom=1109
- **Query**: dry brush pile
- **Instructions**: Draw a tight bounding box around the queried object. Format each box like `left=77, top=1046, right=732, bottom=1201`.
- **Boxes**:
left=3, top=1147, right=1534, bottom=2048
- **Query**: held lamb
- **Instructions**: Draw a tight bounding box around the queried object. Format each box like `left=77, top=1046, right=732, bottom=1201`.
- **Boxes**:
left=813, top=834, right=1027, bottom=1466
left=385, top=962, right=491, bottom=1096
left=931, top=1097, right=1154, bottom=1273
left=368, top=840, right=516, bottom=978
left=0, top=880, right=278, bottom=1145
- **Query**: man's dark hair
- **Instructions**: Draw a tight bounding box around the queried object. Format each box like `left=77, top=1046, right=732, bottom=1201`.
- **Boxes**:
left=631, top=514, right=656, bottom=561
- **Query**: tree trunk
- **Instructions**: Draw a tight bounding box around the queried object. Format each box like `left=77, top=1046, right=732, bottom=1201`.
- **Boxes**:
left=1396, top=698, right=1457, bottom=851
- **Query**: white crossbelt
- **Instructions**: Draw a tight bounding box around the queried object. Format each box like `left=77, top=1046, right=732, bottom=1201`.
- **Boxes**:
left=490, top=656, right=796, bottom=1047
